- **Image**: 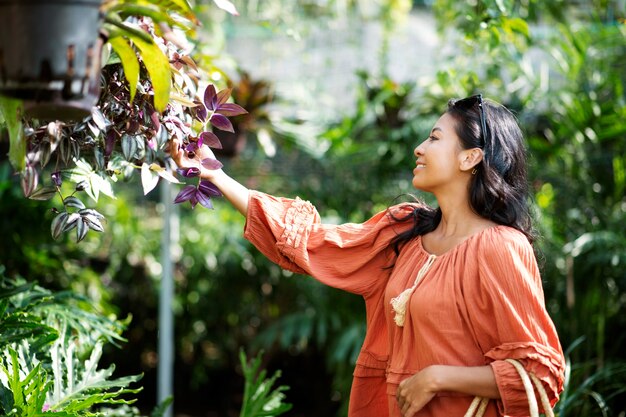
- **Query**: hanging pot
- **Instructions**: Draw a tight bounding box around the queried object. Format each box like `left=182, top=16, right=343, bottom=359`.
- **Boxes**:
left=0, top=0, right=104, bottom=121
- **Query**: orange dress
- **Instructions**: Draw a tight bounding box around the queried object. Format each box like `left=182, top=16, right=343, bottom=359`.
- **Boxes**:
left=243, top=191, right=565, bottom=417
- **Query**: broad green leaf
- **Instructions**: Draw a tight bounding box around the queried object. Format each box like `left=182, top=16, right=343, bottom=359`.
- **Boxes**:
left=131, top=35, right=171, bottom=112
left=108, top=37, right=140, bottom=104
left=0, top=96, right=25, bottom=171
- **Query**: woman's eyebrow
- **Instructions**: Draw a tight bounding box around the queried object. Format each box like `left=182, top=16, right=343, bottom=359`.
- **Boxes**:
left=430, top=127, right=442, bottom=134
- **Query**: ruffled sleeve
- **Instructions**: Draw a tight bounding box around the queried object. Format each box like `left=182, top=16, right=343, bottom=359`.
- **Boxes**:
left=243, top=190, right=415, bottom=297
left=466, top=228, right=566, bottom=416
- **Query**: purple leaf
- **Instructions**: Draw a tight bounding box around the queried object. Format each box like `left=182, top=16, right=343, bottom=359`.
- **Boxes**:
left=176, top=167, right=201, bottom=177
left=174, top=185, right=197, bottom=204
left=51, top=171, right=62, bottom=187
left=216, top=88, right=232, bottom=106
left=209, top=113, right=234, bottom=132
left=199, top=180, right=222, bottom=197
left=204, top=85, right=218, bottom=110
left=195, top=189, right=214, bottom=209
left=194, top=102, right=208, bottom=122
left=185, top=141, right=199, bottom=152
left=150, top=108, right=161, bottom=132
left=199, top=131, right=222, bottom=149
left=201, top=158, right=224, bottom=170
left=216, top=103, right=248, bottom=117
left=105, top=130, right=117, bottom=158
left=189, top=194, right=198, bottom=209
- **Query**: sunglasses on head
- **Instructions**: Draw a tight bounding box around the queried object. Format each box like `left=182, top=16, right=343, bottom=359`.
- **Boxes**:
left=454, top=94, right=488, bottom=148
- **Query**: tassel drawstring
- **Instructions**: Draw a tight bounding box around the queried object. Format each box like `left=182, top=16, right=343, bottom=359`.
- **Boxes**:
left=391, top=254, right=437, bottom=327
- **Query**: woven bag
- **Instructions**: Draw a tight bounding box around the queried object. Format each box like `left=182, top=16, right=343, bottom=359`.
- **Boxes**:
left=464, top=359, right=554, bottom=417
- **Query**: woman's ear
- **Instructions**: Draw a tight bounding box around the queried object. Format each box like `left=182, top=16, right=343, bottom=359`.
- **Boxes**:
left=459, top=148, right=484, bottom=172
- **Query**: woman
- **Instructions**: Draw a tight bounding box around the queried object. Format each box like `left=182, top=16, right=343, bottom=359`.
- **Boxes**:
left=170, top=95, right=565, bottom=417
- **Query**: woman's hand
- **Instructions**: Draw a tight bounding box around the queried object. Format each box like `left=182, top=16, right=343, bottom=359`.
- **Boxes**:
left=169, top=137, right=222, bottom=181
left=396, top=366, right=438, bottom=417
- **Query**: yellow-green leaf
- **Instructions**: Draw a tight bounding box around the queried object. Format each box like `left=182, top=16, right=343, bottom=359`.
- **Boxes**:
left=108, top=37, right=140, bottom=103
left=0, top=96, right=25, bottom=171
left=131, top=36, right=171, bottom=112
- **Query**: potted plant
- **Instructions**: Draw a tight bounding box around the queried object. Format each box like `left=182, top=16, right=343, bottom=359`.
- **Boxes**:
left=0, top=0, right=105, bottom=121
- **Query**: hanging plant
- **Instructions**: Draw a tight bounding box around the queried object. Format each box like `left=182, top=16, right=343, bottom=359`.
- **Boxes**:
left=0, top=0, right=244, bottom=242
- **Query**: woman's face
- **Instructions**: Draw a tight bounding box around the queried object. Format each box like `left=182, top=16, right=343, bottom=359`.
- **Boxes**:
left=412, top=113, right=469, bottom=193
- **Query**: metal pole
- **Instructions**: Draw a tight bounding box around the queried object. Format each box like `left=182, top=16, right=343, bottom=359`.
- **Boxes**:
left=158, top=179, right=177, bottom=417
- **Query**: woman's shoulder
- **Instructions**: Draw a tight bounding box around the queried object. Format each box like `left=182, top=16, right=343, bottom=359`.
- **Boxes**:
left=476, top=225, right=534, bottom=255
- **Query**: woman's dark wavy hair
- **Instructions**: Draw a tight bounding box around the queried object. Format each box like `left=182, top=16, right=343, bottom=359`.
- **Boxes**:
left=388, top=97, right=536, bottom=258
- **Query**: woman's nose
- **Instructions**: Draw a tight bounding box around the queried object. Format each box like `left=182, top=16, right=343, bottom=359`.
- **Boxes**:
left=414, top=141, right=425, bottom=157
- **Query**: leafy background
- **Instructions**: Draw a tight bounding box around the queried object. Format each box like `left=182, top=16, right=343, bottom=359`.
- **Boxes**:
left=1, top=0, right=626, bottom=416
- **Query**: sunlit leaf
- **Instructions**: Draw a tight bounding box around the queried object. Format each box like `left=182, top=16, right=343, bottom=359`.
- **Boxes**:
left=141, top=163, right=160, bottom=195
left=213, top=0, right=239, bottom=16
left=131, top=35, right=171, bottom=112
left=109, top=36, right=140, bottom=103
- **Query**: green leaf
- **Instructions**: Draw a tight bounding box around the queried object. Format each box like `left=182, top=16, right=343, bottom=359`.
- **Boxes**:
left=506, top=17, right=529, bottom=38
left=130, top=35, right=171, bottom=112
left=108, top=37, right=140, bottom=103
left=0, top=96, right=25, bottom=171
left=107, top=4, right=180, bottom=27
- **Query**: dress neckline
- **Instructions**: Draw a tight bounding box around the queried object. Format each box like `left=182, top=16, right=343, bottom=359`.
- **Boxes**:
left=416, top=224, right=507, bottom=258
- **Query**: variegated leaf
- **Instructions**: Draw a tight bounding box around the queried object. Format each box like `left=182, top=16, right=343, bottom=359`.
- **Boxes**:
left=76, top=218, right=89, bottom=243
left=40, top=142, right=52, bottom=168
left=122, top=134, right=138, bottom=160
left=82, top=214, right=104, bottom=232
left=28, top=186, right=57, bottom=201
left=60, top=137, right=72, bottom=165
left=63, top=196, right=86, bottom=210
left=94, top=148, right=105, bottom=170
left=78, top=208, right=105, bottom=219
left=51, top=212, right=69, bottom=240
left=21, top=165, right=38, bottom=197
left=62, top=213, right=81, bottom=232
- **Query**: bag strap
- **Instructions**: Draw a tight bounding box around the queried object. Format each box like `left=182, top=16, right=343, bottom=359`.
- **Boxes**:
left=464, top=359, right=554, bottom=417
